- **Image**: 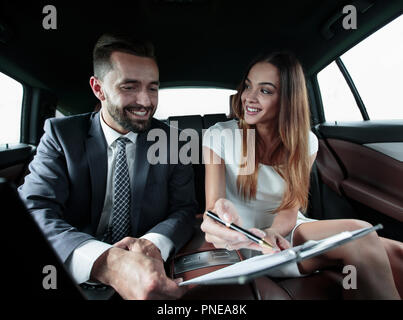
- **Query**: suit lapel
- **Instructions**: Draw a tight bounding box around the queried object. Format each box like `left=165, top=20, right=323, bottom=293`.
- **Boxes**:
left=130, top=124, right=153, bottom=235
left=85, top=112, right=108, bottom=234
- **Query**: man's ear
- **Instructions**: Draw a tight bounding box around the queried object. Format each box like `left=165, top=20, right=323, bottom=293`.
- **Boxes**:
left=89, top=76, right=106, bottom=101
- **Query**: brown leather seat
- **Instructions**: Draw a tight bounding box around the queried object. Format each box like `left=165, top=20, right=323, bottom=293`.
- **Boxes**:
left=273, top=271, right=343, bottom=300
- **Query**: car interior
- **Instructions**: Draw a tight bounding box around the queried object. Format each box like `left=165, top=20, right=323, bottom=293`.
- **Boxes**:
left=0, top=0, right=402, bottom=300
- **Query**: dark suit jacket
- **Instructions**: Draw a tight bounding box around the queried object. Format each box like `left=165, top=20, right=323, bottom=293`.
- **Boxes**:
left=18, top=112, right=197, bottom=262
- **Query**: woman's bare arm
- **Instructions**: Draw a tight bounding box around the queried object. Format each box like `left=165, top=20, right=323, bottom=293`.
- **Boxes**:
left=202, top=146, right=260, bottom=249
left=264, top=152, right=318, bottom=248
left=203, top=146, right=226, bottom=211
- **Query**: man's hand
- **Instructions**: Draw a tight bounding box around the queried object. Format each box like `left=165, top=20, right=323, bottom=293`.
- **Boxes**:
left=90, top=247, right=186, bottom=300
left=114, top=237, right=163, bottom=261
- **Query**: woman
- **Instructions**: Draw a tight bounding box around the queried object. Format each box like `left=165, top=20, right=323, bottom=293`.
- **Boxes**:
left=201, top=52, right=402, bottom=299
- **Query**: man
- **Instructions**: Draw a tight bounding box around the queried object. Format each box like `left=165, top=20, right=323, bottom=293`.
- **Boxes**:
left=18, top=33, right=197, bottom=299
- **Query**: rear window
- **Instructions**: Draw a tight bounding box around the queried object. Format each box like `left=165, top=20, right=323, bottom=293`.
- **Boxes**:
left=155, top=87, right=237, bottom=120
left=0, top=72, right=23, bottom=145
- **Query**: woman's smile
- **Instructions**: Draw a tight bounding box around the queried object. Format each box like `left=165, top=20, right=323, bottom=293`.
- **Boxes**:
left=245, top=105, right=262, bottom=115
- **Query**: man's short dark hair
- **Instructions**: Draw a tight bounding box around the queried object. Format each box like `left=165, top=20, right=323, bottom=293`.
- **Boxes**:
left=93, top=33, right=156, bottom=79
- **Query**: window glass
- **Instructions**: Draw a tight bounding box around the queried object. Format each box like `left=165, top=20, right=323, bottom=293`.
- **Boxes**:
left=341, top=14, right=403, bottom=120
left=0, top=72, right=23, bottom=145
left=317, top=62, right=362, bottom=122
left=317, top=14, right=403, bottom=121
left=155, top=87, right=237, bottom=120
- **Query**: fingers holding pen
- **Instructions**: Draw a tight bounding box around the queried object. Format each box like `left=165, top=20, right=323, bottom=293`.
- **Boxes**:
left=203, top=199, right=285, bottom=252
left=214, top=198, right=242, bottom=226
left=202, top=198, right=247, bottom=246
left=201, top=212, right=266, bottom=251
left=201, top=212, right=247, bottom=244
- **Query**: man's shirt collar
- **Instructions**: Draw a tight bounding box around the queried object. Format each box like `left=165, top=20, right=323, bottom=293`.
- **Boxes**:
left=99, top=110, right=138, bottom=147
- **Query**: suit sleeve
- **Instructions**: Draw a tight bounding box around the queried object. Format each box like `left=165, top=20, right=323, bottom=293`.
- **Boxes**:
left=145, top=160, right=198, bottom=256
left=18, top=119, right=94, bottom=263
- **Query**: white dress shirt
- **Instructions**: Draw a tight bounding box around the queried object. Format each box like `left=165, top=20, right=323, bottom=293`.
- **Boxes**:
left=65, top=112, right=174, bottom=284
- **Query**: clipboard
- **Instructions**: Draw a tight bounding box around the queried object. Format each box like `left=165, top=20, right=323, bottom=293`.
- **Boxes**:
left=179, top=224, right=383, bottom=286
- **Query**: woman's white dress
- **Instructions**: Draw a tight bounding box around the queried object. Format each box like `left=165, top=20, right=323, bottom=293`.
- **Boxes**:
left=202, top=119, right=319, bottom=277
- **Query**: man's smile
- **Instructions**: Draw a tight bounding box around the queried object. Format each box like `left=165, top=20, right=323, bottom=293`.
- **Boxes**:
left=125, top=106, right=153, bottom=119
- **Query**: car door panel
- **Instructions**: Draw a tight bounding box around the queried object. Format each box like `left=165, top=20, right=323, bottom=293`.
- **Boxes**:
left=315, top=121, right=403, bottom=240
left=0, top=145, right=36, bottom=186
left=317, top=121, right=403, bottom=144
left=364, top=142, right=403, bottom=162
left=327, top=138, right=403, bottom=221
left=315, top=139, right=345, bottom=196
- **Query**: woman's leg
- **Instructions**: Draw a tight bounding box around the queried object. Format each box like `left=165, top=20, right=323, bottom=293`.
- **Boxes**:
left=292, top=219, right=400, bottom=299
left=380, top=237, right=403, bottom=297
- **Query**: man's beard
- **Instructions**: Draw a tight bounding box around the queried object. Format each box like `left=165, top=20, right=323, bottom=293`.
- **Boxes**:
left=105, top=102, right=155, bottom=133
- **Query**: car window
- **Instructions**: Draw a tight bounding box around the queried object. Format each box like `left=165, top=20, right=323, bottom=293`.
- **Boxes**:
left=317, top=14, right=403, bottom=121
left=0, top=72, right=23, bottom=145
left=155, top=87, right=237, bottom=120
left=340, top=14, right=403, bottom=120
left=317, top=61, right=362, bottom=122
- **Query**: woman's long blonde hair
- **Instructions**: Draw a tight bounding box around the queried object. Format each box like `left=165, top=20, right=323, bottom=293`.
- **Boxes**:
left=232, top=52, right=311, bottom=213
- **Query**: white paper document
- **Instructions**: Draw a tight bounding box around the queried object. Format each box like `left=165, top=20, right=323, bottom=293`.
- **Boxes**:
left=179, top=224, right=382, bottom=286
left=179, top=249, right=298, bottom=286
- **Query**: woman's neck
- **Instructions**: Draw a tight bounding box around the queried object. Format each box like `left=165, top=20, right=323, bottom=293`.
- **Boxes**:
left=255, top=120, right=277, bottom=145
left=255, top=120, right=283, bottom=165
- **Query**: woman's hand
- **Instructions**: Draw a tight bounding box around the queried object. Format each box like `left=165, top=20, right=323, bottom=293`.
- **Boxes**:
left=201, top=198, right=268, bottom=251
left=261, top=228, right=291, bottom=254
